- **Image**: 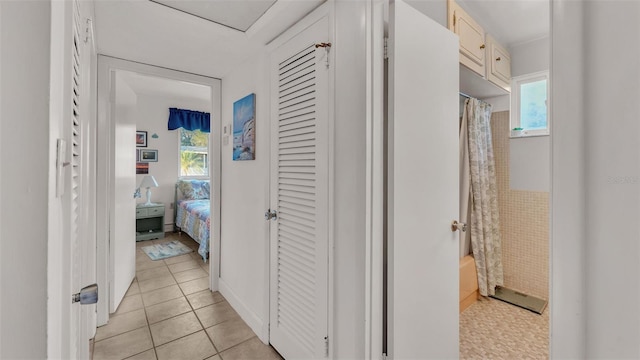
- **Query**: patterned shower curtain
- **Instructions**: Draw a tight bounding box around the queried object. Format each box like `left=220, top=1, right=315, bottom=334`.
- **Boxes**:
left=463, top=98, right=503, bottom=297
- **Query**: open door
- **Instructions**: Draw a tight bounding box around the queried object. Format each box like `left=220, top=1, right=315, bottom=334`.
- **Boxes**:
left=387, top=1, right=460, bottom=358
left=109, top=72, right=137, bottom=312
left=48, top=1, right=99, bottom=357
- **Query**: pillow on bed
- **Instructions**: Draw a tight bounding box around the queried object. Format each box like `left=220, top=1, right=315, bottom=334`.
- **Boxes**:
left=178, top=179, right=210, bottom=200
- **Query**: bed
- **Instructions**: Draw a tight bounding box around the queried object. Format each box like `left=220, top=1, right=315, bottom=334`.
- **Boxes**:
left=174, top=179, right=211, bottom=262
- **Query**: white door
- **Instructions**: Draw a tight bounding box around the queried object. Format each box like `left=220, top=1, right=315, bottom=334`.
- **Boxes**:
left=269, top=16, right=330, bottom=359
left=109, top=72, right=137, bottom=312
left=387, top=1, right=459, bottom=358
left=54, top=1, right=97, bottom=357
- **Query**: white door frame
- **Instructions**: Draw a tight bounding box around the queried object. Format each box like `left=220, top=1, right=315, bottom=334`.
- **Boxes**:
left=360, top=1, right=587, bottom=359
left=96, top=56, right=221, bottom=325
left=363, top=0, right=385, bottom=359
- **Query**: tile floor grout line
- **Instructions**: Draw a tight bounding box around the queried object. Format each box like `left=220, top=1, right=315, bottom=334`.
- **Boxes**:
left=93, top=323, right=149, bottom=344
left=102, top=236, right=262, bottom=360
left=140, top=283, right=160, bottom=360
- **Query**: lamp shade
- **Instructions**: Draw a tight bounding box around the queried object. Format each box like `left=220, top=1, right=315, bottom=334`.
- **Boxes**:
left=139, top=175, right=158, bottom=189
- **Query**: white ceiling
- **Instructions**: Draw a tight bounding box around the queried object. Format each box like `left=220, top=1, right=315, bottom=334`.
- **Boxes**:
left=150, top=0, right=278, bottom=32
left=457, top=0, right=549, bottom=47
left=94, top=0, right=325, bottom=79
left=118, top=70, right=211, bottom=102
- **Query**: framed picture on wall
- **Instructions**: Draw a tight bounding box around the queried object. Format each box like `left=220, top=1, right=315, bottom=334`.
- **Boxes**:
left=136, top=131, right=148, bottom=147
left=233, top=93, right=256, bottom=161
left=136, top=162, right=149, bottom=174
left=139, top=149, right=158, bottom=162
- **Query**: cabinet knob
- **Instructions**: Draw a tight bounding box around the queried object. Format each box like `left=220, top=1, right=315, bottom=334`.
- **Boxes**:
left=480, top=44, right=485, bottom=49
left=496, top=57, right=501, bottom=61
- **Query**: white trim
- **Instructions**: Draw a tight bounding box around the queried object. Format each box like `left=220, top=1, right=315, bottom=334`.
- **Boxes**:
left=510, top=70, right=550, bottom=138
left=219, top=278, right=268, bottom=342
left=0, top=6, right=3, bottom=355
left=364, top=0, right=385, bottom=359
left=327, top=2, right=336, bottom=358
left=48, top=1, right=73, bottom=357
left=96, top=55, right=221, bottom=325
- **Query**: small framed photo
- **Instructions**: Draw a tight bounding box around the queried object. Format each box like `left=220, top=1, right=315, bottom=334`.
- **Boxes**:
left=139, top=149, right=158, bottom=162
left=136, top=131, right=148, bottom=147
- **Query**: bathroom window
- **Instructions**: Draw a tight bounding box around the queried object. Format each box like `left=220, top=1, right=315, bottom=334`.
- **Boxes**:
left=510, top=71, right=549, bottom=137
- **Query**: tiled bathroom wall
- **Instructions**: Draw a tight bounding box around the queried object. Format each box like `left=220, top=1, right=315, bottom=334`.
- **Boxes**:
left=491, top=111, right=549, bottom=300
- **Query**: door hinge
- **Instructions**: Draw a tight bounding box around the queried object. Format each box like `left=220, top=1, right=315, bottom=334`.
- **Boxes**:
left=384, top=37, right=389, bottom=60
left=324, top=336, right=329, bottom=357
left=316, top=42, right=332, bottom=69
left=453, top=13, right=456, bottom=27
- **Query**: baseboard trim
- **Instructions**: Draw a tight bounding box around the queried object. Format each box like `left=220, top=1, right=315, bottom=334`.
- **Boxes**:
left=218, top=278, right=269, bottom=343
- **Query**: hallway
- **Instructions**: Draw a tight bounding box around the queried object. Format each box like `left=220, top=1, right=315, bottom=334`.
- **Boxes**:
left=92, top=235, right=282, bottom=360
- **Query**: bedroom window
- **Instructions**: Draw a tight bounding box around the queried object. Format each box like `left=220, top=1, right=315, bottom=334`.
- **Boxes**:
left=179, top=129, right=209, bottom=177
left=510, top=70, right=549, bottom=137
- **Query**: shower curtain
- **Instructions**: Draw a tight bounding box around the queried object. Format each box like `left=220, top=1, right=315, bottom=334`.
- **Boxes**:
left=461, top=98, right=503, bottom=297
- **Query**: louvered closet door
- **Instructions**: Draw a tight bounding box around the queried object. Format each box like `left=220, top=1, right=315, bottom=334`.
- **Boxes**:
left=269, top=16, right=330, bottom=360
left=69, top=0, right=85, bottom=357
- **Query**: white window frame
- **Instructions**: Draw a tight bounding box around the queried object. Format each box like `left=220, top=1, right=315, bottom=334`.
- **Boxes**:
left=510, top=70, right=550, bottom=137
left=178, top=128, right=210, bottom=179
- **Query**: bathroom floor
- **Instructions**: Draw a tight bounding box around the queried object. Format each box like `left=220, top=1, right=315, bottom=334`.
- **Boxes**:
left=91, top=234, right=282, bottom=360
left=460, top=296, right=549, bottom=360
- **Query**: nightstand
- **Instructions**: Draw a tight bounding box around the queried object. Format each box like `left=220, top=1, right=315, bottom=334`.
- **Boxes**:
left=136, top=203, right=165, bottom=241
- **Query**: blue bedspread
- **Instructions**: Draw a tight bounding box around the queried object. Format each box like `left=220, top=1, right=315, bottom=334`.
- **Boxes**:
left=175, top=199, right=210, bottom=261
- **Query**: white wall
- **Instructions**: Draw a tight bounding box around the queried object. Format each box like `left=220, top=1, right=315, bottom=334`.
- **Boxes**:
left=0, top=1, right=50, bottom=358
left=482, top=94, right=509, bottom=112
left=583, top=1, right=640, bottom=357
left=508, top=37, right=550, bottom=192
left=219, top=53, right=271, bottom=340
left=551, top=0, right=585, bottom=357
left=509, top=135, right=550, bottom=191
left=404, top=0, right=447, bottom=27
left=510, top=36, right=550, bottom=78
left=134, top=93, right=211, bottom=230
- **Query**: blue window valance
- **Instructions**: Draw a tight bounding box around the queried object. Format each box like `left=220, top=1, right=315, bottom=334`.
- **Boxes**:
left=168, top=108, right=211, bottom=133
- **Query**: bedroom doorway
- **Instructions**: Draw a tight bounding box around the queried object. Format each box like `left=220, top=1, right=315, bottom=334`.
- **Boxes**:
left=95, top=55, right=222, bottom=327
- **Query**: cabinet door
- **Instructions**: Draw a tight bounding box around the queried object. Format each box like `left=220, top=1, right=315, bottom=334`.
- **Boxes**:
left=487, top=35, right=511, bottom=91
left=450, top=2, right=485, bottom=75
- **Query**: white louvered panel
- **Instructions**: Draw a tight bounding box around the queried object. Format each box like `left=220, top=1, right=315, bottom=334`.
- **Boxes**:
left=270, top=15, right=329, bottom=359
left=70, top=2, right=82, bottom=252
left=279, top=142, right=316, bottom=152
left=279, top=105, right=315, bottom=122
left=279, top=211, right=315, bottom=229
left=278, top=235, right=314, bottom=261
left=279, top=171, right=316, bottom=181
left=279, top=120, right=315, bottom=135
left=275, top=42, right=319, bottom=354
left=277, top=283, right=314, bottom=321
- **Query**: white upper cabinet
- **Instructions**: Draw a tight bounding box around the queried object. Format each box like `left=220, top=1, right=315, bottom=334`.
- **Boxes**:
left=448, top=0, right=485, bottom=76
left=448, top=0, right=512, bottom=93
left=486, top=34, right=511, bottom=91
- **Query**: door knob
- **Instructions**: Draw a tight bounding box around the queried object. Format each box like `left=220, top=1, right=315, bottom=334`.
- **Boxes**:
left=451, top=220, right=467, bottom=232
left=265, top=209, right=277, bottom=221
left=72, top=283, right=98, bottom=304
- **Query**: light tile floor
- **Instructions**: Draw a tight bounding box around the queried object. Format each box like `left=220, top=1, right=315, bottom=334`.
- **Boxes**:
left=460, top=296, right=549, bottom=360
left=92, top=234, right=282, bottom=360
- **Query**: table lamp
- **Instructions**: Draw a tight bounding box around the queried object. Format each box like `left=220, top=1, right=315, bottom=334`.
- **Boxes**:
left=139, top=175, right=159, bottom=206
